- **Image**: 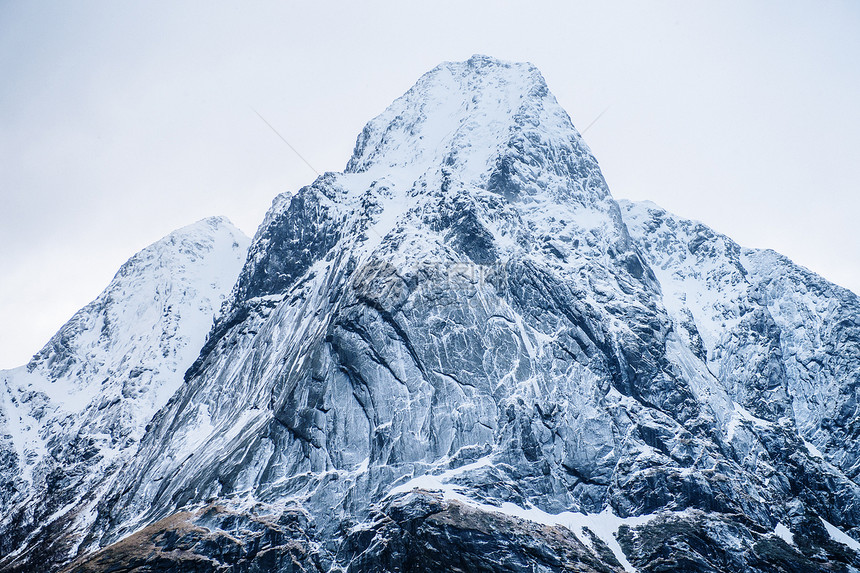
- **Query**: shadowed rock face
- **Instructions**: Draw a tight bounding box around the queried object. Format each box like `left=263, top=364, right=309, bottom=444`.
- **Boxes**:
left=58, top=507, right=322, bottom=573
left=345, top=492, right=627, bottom=573
left=3, top=56, right=860, bottom=573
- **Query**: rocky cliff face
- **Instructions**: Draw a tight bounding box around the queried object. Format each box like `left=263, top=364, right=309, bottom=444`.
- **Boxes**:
left=2, top=56, right=859, bottom=573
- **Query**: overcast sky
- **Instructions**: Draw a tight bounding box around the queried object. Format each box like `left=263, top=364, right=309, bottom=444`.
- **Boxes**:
left=1, top=1, right=858, bottom=368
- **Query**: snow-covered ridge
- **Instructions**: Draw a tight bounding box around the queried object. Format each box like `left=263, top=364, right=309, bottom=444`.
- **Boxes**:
left=620, top=198, right=860, bottom=473
left=0, top=216, right=249, bottom=560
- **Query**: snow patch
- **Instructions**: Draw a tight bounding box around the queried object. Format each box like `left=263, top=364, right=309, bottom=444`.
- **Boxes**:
left=726, top=402, right=773, bottom=441
left=183, top=404, right=214, bottom=450
left=820, top=517, right=860, bottom=552
left=774, top=522, right=794, bottom=545
left=803, top=439, right=824, bottom=459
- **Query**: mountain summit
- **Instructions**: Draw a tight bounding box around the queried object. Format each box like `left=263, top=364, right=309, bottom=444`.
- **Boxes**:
left=2, top=56, right=860, bottom=573
left=346, top=55, right=594, bottom=184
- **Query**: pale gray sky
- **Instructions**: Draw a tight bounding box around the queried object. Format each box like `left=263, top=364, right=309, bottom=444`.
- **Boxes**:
left=2, top=1, right=858, bottom=368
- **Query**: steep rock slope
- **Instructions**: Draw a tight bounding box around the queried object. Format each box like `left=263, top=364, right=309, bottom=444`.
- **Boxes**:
left=92, top=56, right=691, bottom=556
left=79, top=56, right=860, bottom=573
left=0, top=217, right=249, bottom=568
left=620, top=199, right=860, bottom=462
left=4, top=56, right=860, bottom=572
left=82, top=56, right=860, bottom=571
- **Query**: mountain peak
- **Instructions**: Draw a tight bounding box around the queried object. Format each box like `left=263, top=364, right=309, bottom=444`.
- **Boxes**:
left=223, top=57, right=622, bottom=316
left=345, top=55, right=585, bottom=185
left=29, top=215, right=249, bottom=377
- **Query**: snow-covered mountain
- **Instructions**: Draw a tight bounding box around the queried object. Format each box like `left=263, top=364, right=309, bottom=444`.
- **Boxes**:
left=2, top=56, right=860, bottom=573
left=0, top=217, right=249, bottom=567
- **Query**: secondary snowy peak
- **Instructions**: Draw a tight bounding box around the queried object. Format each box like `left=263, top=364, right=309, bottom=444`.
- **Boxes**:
left=9, top=214, right=249, bottom=467
left=29, top=216, right=247, bottom=384
left=0, top=216, right=249, bottom=563
left=618, top=199, right=750, bottom=359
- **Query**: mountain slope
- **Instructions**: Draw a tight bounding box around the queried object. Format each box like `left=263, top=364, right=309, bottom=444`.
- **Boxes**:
left=91, top=55, right=681, bottom=549
left=620, top=199, right=860, bottom=469
left=85, top=56, right=860, bottom=571
left=0, top=217, right=249, bottom=568
left=3, top=56, right=860, bottom=573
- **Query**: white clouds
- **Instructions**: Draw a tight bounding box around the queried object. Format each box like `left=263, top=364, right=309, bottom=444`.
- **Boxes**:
left=1, top=1, right=858, bottom=367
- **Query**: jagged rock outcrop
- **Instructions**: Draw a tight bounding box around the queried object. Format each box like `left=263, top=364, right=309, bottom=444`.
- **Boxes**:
left=3, top=56, right=859, bottom=572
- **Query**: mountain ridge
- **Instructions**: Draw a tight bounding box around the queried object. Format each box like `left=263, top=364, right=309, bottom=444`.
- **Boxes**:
left=0, top=216, right=249, bottom=568
left=2, top=56, right=859, bottom=573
